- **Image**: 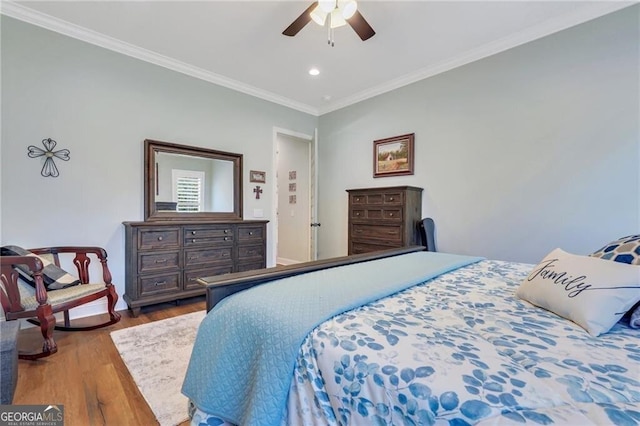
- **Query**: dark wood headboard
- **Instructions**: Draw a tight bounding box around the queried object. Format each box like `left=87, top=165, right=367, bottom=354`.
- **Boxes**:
left=198, top=245, right=426, bottom=312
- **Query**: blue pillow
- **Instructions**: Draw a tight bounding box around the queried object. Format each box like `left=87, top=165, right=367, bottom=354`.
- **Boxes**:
left=590, top=235, right=640, bottom=329
left=590, top=234, right=640, bottom=265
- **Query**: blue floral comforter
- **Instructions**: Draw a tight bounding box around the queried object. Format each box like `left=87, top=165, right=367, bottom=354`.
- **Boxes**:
left=191, top=260, right=640, bottom=425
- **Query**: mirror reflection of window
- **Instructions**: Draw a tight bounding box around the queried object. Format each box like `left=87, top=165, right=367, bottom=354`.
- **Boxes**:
left=172, top=169, right=204, bottom=212
left=155, top=151, right=234, bottom=213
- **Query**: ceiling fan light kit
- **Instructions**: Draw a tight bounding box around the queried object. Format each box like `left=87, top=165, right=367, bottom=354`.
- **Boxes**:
left=310, top=1, right=354, bottom=28
left=283, top=0, right=375, bottom=45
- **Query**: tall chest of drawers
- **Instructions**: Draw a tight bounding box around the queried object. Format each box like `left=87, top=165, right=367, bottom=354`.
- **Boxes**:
left=347, top=186, right=423, bottom=255
left=123, top=220, right=267, bottom=316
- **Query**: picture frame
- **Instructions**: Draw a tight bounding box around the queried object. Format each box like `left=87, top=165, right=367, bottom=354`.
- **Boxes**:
left=373, top=133, right=415, bottom=178
left=249, top=170, right=266, bottom=183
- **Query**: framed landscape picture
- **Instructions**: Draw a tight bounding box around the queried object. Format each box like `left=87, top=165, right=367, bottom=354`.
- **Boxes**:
left=373, top=133, right=415, bottom=178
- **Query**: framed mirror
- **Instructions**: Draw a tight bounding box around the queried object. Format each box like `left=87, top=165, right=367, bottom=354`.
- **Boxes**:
left=144, top=139, right=243, bottom=221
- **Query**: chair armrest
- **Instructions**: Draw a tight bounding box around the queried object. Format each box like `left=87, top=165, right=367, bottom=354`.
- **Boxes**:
left=0, top=256, right=48, bottom=313
left=28, top=246, right=111, bottom=285
left=29, top=246, right=107, bottom=260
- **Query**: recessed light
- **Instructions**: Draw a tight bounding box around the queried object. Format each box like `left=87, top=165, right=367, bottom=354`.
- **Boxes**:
left=309, top=68, right=320, bottom=76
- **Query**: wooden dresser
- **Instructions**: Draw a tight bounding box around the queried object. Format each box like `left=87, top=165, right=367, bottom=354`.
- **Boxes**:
left=346, top=186, right=423, bottom=255
left=123, top=220, right=267, bottom=316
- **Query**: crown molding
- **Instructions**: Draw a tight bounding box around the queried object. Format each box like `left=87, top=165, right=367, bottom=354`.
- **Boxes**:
left=318, top=1, right=636, bottom=115
left=2, top=1, right=633, bottom=118
left=0, top=1, right=320, bottom=116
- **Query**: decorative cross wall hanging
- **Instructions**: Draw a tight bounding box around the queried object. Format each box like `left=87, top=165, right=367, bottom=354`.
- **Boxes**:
left=253, top=185, right=263, bottom=200
left=27, top=138, right=71, bottom=178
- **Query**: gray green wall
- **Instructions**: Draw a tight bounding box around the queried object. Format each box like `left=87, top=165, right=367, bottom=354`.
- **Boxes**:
left=0, top=16, right=317, bottom=313
left=318, top=6, right=639, bottom=262
left=1, top=7, right=638, bottom=318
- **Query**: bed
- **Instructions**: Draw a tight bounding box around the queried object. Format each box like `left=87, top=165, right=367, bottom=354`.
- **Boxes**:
left=182, top=246, right=640, bottom=426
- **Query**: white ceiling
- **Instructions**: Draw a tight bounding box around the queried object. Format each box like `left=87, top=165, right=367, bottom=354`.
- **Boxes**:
left=2, top=1, right=634, bottom=115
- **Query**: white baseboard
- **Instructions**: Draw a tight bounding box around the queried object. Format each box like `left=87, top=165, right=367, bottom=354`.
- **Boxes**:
left=67, top=299, right=108, bottom=319
left=276, top=257, right=303, bottom=266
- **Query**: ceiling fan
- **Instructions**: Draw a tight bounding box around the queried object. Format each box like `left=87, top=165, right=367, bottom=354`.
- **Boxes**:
left=283, top=0, right=375, bottom=45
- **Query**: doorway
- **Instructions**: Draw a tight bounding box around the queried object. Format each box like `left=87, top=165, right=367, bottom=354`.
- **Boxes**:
left=272, top=127, right=317, bottom=265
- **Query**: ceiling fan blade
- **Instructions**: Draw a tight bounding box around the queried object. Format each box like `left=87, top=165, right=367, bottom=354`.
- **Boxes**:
left=347, top=10, right=375, bottom=41
left=282, top=2, right=318, bottom=37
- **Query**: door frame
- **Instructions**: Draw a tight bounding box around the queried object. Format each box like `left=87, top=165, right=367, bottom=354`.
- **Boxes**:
left=271, top=127, right=316, bottom=266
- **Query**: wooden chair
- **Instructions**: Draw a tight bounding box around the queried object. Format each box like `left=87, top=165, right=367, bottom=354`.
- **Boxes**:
left=0, top=246, right=121, bottom=360
left=417, top=218, right=437, bottom=252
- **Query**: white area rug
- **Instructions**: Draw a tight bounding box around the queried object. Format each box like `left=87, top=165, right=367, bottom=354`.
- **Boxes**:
left=110, top=310, right=206, bottom=426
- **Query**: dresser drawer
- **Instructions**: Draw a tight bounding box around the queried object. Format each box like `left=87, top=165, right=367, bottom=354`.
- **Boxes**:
left=184, top=226, right=233, bottom=246
left=351, top=209, right=366, bottom=219
left=139, top=272, right=180, bottom=296
left=365, top=208, right=403, bottom=221
left=351, top=207, right=403, bottom=220
left=184, top=266, right=233, bottom=290
left=351, top=241, right=400, bottom=255
left=352, top=223, right=402, bottom=242
left=139, top=251, right=180, bottom=273
left=238, top=225, right=264, bottom=242
left=184, top=247, right=233, bottom=267
left=383, top=192, right=403, bottom=205
left=351, top=193, right=368, bottom=205
left=138, top=228, right=180, bottom=250
left=351, top=192, right=404, bottom=206
left=237, top=261, right=265, bottom=273
left=237, top=244, right=265, bottom=262
left=184, top=234, right=233, bottom=246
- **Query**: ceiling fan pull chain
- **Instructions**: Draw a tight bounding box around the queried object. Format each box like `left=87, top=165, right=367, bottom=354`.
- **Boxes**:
left=327, top=12, right=335, bottom=47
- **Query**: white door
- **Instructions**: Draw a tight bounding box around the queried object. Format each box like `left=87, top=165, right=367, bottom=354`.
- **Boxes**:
left=273, top=128, right=316, bottom=265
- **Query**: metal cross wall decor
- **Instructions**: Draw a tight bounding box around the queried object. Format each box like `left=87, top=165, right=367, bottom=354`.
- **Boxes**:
left=253, top=185, right=263, bottom=200
left=27, top=138, right=71, bottom=178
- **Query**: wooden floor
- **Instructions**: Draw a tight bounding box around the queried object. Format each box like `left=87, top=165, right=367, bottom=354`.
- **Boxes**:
left=12, top=297, right=206, bottom=426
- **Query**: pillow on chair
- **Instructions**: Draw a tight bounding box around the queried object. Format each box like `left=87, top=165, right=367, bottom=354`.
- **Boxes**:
left=0, top=245, right=81, bottom=290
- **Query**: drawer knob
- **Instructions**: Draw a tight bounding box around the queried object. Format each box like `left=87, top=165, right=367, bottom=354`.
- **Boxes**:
left=389, top=197, right=394, bottom=201
left=191, top=231, right=196, bottom=235
left=389, top=213, right=394, bottom=217
left=224, top=237, right=229, bottom=241
left=192, top=239, right=197, bottom=243
left=356, top=212, right=360, bottom=216
left=249, top=231, right=254, bottom=236
left=157, top=236, right=163, bottom=241
left=224, top=229, right=229, bottom=234
left=154, top=280, right=166, bottom=286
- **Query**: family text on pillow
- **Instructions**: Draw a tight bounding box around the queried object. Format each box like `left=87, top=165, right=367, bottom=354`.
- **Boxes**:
left=517, top=248, right=640, bottom=336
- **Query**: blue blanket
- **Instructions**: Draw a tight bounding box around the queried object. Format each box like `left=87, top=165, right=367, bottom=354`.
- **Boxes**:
left=182, top=251, right=482, bottom=426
